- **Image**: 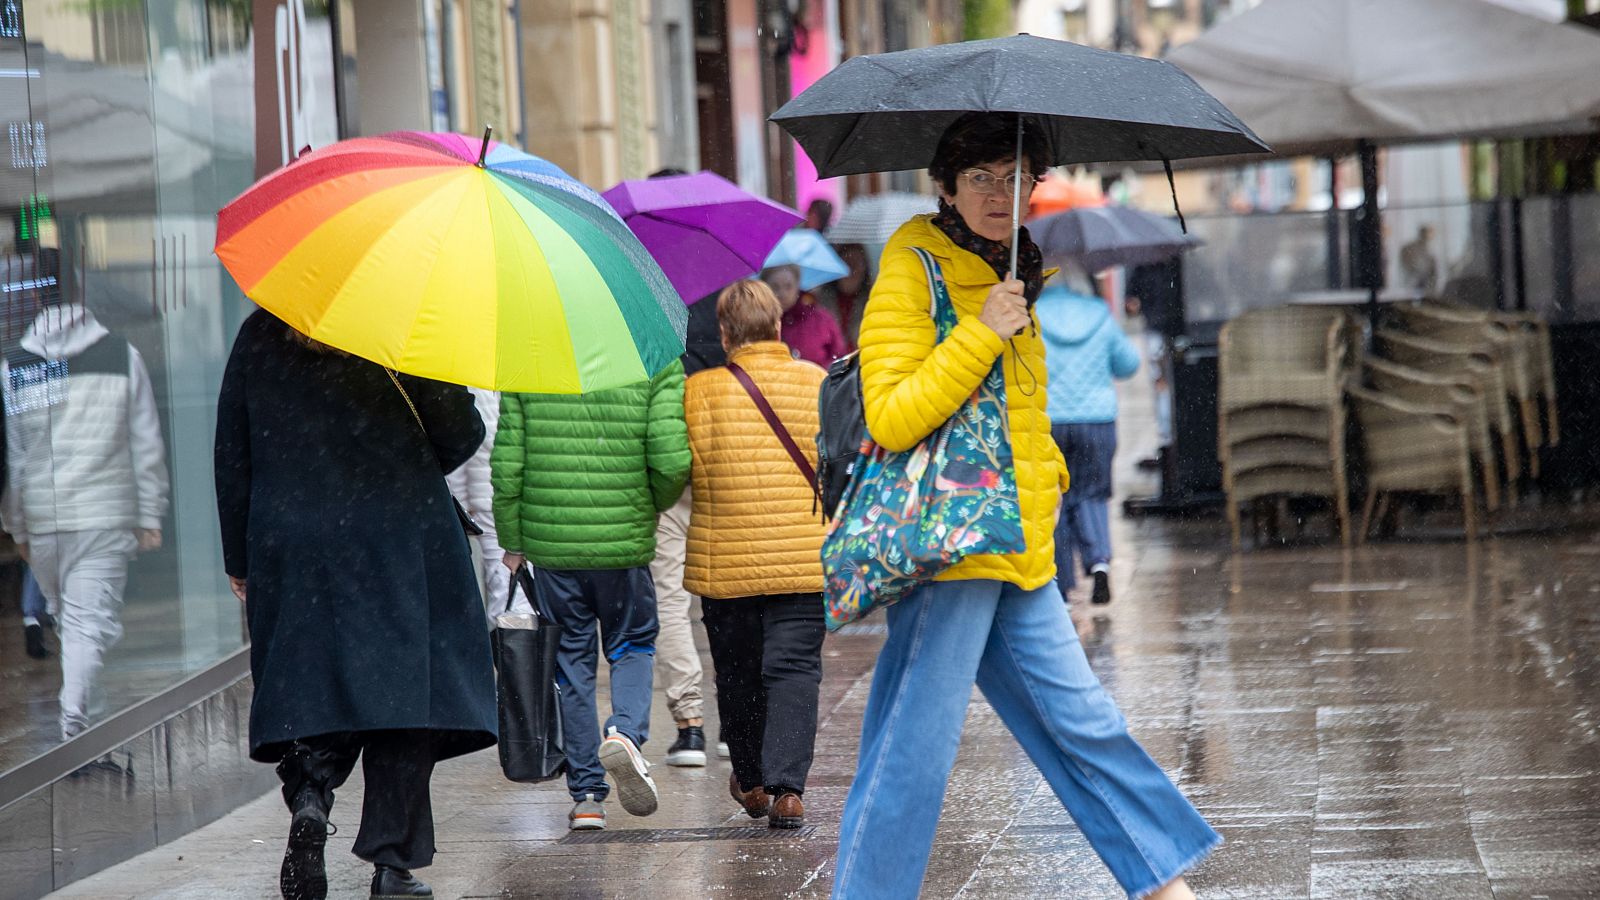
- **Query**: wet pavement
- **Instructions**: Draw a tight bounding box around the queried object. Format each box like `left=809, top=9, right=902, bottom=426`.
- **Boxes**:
left=37, top=387, right=1600, bottom=899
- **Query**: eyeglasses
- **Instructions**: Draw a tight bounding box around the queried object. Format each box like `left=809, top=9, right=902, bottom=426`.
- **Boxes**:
left=960, top=169, right=1038, bottom=196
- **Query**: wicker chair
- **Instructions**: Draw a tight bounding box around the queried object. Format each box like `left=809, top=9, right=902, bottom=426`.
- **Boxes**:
left=1389, top=304, right=1540, bottom=476
left=1425, top=298, right=1560, bottom=447
left=1347, top=386, right=1477, bottom=542
left=1219, top=306, right=1355, bottom=548
left=1373, top=327, right=1520, bottom=484
left=1493, top=311, right=1560, bottom=447
left=1219, top=307, right=1351, bottom=415
left=1364, top=356, right=1500, bottom=512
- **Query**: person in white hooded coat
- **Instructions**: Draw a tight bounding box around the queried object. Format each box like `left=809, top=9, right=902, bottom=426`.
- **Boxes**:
left=444, top=386, right=520, bottom=624
left=1, top=293, right=169, bottom=741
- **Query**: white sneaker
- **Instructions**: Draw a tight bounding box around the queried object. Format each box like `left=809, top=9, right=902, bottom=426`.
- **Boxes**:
left=598, top=728, right=659, bottom=816
left=716, top=741, right=730, bottom=759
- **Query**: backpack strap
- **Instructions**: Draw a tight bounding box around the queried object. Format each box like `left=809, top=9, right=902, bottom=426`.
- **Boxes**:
left=727, top=362, right=822, bottom=506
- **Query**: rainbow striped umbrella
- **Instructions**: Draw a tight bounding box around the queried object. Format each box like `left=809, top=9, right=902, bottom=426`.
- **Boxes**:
left=215, top=131, right=686, bottom=394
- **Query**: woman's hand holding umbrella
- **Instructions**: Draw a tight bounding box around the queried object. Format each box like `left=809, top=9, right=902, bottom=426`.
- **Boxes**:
left=979, top=279, right=1029, bottom=339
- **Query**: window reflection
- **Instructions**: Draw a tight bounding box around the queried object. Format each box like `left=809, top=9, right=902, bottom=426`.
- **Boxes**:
left=0, top=0, right=330, bottom=773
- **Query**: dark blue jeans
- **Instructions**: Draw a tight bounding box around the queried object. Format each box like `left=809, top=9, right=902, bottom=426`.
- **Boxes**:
left=533, top=566, right=658, bottom=801
left=1052, top=422, right=1118, bottom=593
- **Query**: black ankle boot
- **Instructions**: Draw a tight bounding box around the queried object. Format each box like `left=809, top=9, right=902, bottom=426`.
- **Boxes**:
left=371, top=864, right=433, bottom=898
left=280, top=785, right=330, bottom=900
left=276, top=745, right=337, bottom=900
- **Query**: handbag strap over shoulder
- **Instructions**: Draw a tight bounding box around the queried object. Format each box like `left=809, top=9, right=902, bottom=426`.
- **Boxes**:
left=907, top=247, right=954, bottom=339
left=386, top=368, right=486, bottom=536
left=727, top=362, right=822, bottom=505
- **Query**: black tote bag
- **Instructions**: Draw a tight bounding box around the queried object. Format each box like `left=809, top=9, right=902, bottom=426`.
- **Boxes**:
left=491, top=568, right=567, bottom=783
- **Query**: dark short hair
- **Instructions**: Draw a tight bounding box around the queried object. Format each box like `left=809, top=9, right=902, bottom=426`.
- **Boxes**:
left=649, top=167, right=690, bottom=179
left=929, top=113, right=1050, bottom=195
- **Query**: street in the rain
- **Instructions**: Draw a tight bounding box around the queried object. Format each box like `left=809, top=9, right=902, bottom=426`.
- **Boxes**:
left=3, top=1, right=1600, bottom=899
left=30, top=384, right=1600, bottom=899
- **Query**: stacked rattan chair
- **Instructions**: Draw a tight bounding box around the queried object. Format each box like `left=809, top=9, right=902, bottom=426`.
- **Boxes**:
left=1363, top=355, right=1500, bottom=512
left=1345, top=385, right=1478, bottom=542
left=1218, top=306, right=1356, bottom=548
left=1373, top=326, right=1521, bottom=494
left=1386, top=303, right=1550, bottom=478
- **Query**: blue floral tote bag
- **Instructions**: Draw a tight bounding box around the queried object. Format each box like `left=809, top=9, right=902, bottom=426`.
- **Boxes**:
left=821, top=247, right=1025, bottom=631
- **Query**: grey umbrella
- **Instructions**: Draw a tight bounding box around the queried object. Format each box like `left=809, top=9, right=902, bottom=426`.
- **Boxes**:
left=1031, top=206, right=1201, bottom=273
left=771, top=34, right=1267, bottom=274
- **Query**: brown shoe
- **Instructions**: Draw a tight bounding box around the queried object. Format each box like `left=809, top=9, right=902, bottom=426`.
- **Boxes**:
left=769, top=792, right=804, bottom=829
left=728, top=771, right=770, bottom=819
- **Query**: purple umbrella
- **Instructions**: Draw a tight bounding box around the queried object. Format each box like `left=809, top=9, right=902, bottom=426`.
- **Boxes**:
left=602, top=172, right=802, bottom=304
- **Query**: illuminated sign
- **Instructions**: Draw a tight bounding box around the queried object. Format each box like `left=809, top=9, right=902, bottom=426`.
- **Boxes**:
left=8, top=119, right=44, bottom=169
left=17, top=192, right=47, bottom=239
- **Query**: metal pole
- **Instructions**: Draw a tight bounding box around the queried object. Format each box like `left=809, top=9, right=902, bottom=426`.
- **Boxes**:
left=1357, top=139, right=1382, bottom=322
left=1009, top=113, right=1023, bottom=278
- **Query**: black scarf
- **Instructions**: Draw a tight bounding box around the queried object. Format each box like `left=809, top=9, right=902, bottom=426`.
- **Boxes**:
left=932, top=200, right=1045, bottom=305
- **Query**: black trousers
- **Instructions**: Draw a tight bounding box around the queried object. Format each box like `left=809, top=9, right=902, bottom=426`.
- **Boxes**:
left=702, top=593, right=825, bottom=796
left=276, top=729, right=437, bottom=870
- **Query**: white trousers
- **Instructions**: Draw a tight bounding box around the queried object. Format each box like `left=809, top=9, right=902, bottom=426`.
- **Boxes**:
left=28, top=529, right=136, bottom=740
left=649, top=487, right=703, bottom=723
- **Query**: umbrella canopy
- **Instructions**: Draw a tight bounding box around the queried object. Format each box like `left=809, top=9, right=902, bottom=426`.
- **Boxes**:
left=1028, top=177, right=1105, bottom=220
left=764, top=229, right=850, bottom=291
left=770, top=34, right=1269, bottom=179
left=1166, top=0, right=1600, bottom=154
left=215, top=131, right=686, bottom=395
left=1031, top=206, right=1201, bottom=273
left=602, top=172, right=802, bottom=304
left=827, top=192, right=939, bottom=245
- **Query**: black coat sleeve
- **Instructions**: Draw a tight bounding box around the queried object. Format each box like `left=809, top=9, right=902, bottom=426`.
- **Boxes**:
left=400, top=374, right=484, bottom=475
left=214, top=331, right=253, bottom=579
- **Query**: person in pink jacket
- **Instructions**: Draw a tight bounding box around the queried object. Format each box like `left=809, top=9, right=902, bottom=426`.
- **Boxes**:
left=762, top=264, right=850, bottom=368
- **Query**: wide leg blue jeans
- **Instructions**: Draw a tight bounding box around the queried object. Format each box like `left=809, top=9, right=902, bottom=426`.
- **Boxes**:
left=832, top=578, right=1218, bottom=899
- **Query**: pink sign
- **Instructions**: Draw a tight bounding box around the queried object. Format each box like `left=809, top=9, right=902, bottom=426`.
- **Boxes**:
left=789, top=0, right=841, bottom=220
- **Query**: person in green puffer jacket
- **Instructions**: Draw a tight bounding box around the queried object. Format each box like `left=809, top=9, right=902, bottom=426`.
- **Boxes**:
left=490, top=360, right=690, bottom=831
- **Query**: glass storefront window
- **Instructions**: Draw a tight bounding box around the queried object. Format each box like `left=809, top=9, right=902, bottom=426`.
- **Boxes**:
left=0, top=0, right=333, bottom=774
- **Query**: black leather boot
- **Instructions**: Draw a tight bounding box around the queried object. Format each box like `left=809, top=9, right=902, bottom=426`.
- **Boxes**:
left=276, top=747, right=335, bottom=900
left=371, top=864, right=433, bottom=898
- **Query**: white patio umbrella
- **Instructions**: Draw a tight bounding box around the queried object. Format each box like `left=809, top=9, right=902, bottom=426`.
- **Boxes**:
left=1167, top=0, right=1600, bottom=311
left=827, top=192, right=939, bottom=246
left=1166, top=0, right=1600, bottom=154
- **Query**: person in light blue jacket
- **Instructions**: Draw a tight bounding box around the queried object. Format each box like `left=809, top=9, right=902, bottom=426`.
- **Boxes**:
left=1037, top=281, right=1140, bottom=605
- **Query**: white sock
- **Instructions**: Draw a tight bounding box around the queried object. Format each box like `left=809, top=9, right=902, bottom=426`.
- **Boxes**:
left=22, top=615, right=39, bottom=628
left=1090, top=563, right=1110, bottom=575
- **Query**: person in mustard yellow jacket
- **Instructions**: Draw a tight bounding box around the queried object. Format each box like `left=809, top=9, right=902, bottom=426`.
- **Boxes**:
left=684, top=279, right=826, bottom=831
left=830, top=113, right=1218, bottom=900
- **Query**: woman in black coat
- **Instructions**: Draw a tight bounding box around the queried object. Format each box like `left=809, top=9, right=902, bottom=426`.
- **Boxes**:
left=215, top=309, right=496, bottom=900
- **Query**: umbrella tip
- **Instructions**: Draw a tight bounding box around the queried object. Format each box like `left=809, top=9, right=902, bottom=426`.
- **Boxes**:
left=477, top=126, right=494, bottom=167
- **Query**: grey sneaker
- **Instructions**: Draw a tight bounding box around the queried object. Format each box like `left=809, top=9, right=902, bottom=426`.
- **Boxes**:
left=716, top=741, right=730, bottom=759
left=568, top=794, right=606, bottom=831
left=598, top=727, right=659, bottom=816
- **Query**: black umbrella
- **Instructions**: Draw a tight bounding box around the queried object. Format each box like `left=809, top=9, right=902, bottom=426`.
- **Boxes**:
left=1031, top=205, right=1202, bottom=273
left=771, top=34, right=1268, bottom=273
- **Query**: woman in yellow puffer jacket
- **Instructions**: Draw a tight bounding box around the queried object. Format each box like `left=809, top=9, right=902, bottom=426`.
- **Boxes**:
left=830, top=113, right=1218, bottom=900
left=683, top=279, right=826, bottom=831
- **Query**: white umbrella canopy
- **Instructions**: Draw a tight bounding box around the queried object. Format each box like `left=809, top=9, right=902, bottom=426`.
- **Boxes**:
left=1167, top=0, right=1600, bottom=154
left=826, top=193, right=939, bottom=246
